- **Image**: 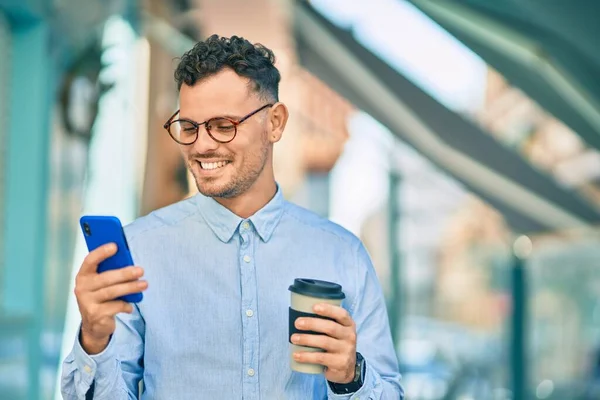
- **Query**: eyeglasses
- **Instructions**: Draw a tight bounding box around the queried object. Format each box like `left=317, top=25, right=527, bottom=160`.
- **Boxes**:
left=163, top=103, right=273, bottom=145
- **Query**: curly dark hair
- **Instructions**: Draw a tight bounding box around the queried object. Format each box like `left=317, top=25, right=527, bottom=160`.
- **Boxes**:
left=174, top=34, right=280, bottom=102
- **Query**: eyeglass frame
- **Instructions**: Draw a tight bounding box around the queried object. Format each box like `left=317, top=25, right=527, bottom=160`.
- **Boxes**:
left=163, top=103, right=274, bottom=145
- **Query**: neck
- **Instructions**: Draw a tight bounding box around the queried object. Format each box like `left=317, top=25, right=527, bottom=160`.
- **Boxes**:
left=214, top=173, right=277, bottom=219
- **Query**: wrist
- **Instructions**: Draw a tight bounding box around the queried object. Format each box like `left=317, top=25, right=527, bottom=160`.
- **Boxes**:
left=328, top=352, right=365, bottom=394
left=80, top=330, right=110, bottom=355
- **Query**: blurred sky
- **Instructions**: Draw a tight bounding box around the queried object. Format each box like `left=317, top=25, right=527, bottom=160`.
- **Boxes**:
left=310, top=0, right=487, bottom=115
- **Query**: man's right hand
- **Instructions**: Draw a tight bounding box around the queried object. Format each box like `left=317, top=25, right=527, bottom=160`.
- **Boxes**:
left=74, top=243, right=148, bottom=355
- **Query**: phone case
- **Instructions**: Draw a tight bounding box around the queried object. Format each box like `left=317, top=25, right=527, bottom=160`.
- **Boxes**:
left=80, top=215, right=143, bottom=303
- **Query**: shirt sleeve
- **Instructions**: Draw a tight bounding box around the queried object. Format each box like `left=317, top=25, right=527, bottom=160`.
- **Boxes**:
left=327, top=241, right=404, bottom=400
left=60, top=303, right=145, bottom=400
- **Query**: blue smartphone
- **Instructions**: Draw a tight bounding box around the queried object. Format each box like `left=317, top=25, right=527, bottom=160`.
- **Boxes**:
left=79, top=215, right=143, bottom=303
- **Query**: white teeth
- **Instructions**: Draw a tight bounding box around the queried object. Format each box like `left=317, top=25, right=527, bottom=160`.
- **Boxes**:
left=200, top=161, right=228, bottom=170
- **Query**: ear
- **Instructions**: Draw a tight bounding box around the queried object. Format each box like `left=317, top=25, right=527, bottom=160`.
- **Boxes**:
left=267, top=102, right=289, bottom=144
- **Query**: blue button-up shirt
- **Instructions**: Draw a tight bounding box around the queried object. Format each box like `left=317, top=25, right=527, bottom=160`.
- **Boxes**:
left=61, top=187, right=403, bottom=399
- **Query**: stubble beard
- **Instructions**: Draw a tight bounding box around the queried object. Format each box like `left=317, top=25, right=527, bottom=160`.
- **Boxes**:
left=191, top=139, right=270, bottom=199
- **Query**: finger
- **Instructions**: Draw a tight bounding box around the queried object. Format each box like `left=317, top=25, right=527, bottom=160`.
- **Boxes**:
left=80, top=243, right=118, bottom=274
left=313, top=304, right=354, bottom=327
left=89, top=266, right=143, bottom=291
left=290, top=334, right=342, bottom=352
left=99, top=300, right=134, bottom=317
left=293, top=351, right=339, bottom=368
left=296, top=317, right=346, bottom=340
left=94, top=280, right=148, bottom=302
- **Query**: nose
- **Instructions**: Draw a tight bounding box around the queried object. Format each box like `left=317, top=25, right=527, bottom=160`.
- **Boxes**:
left=192, top=124, right=220, bottom=154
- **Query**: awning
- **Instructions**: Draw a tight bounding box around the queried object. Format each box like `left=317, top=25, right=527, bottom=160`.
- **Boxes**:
left=293, top=0, right=600, bottom=234
left=407, top=0, right=600, bottom=153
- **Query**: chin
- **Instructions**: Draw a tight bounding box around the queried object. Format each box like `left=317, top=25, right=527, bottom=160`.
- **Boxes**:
left=195, top=179, right=238, bottom=198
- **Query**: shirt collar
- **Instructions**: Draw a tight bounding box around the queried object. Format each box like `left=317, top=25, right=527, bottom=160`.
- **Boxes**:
left=195, top=185, right=285, bottom=243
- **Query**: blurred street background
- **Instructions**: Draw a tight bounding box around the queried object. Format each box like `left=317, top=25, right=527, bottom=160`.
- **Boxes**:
left=1, top=0, right=600, bottom=399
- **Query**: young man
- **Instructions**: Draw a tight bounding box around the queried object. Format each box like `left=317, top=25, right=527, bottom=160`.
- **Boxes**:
left=61, top=35, right=403, bottom=399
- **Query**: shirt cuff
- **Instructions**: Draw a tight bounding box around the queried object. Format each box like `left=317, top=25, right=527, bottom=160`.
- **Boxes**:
left=72, top=327, right=117, bottom=385
left=327, top=362, right=374, bottom=400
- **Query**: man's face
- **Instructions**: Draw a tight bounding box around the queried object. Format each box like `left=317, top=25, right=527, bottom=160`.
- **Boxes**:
left=178, top=69, right=272, bottom=198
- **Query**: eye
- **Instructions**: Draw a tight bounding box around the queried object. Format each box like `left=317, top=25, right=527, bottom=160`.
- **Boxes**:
left=177, top=121, right=197, bottom=135
left=209, top=118, right=236, bottom=133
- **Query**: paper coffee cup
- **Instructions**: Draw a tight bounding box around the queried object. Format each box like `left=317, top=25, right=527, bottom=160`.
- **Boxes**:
left=288, top=278, right=345, bottom=374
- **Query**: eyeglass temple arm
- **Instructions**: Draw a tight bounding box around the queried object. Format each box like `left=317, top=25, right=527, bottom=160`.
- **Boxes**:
left=238, top=104, right=274, bottom=124
left=164, top=109, right=181, bottom=129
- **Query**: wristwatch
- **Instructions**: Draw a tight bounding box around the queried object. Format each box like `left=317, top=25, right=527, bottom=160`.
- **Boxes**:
left=328, top=352, right=366, bottom=394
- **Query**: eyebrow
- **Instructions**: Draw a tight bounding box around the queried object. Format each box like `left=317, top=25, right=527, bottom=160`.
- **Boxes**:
left=219, top=114, right=243, bottom=120
left=179, top=112, right=243, bottom=122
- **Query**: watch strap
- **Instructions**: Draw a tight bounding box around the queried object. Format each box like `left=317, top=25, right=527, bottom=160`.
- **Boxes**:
left=328, top=352, right=365, bottom=394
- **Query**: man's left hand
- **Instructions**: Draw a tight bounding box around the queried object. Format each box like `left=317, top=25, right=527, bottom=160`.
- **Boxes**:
left=291, top=303, right=357, bottom=384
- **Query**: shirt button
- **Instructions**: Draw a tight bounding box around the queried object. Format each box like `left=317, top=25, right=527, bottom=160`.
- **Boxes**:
left=243, top=255, right=251, bottom=263
left=83, top=365, right=92, bottom=374
left=242, top=221, right=250, bottom=230
left=246, top=309, right=254, bottom=317
left=247, top=368, right=255, bottom=377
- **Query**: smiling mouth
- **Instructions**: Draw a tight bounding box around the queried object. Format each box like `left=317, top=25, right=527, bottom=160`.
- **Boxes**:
left=199, top=161, right=231, bottom=170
